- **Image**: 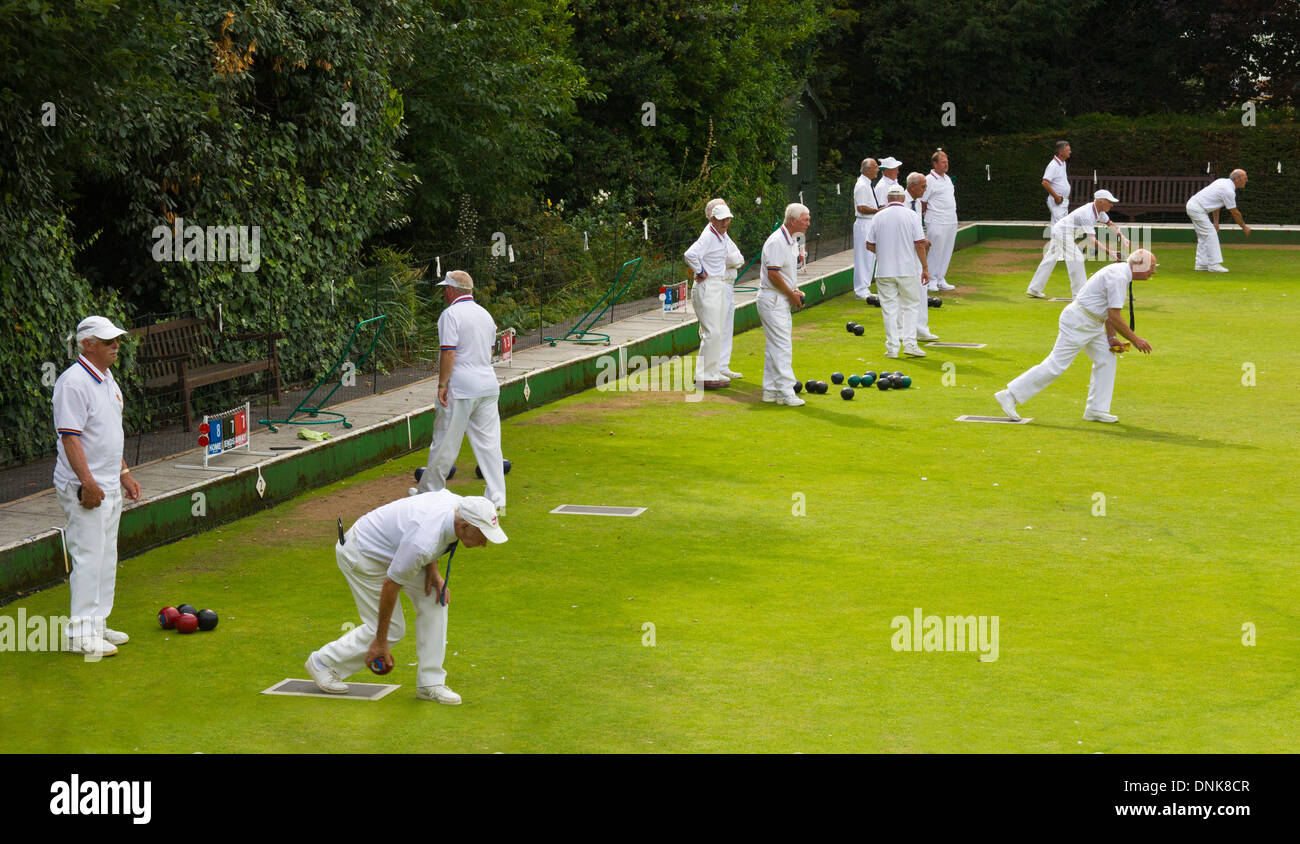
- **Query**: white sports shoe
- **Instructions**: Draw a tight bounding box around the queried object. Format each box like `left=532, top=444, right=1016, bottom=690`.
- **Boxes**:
left=1026, top=290, right=1047, bottom=299
left=995, top=389, right=1021, bottom=421
left=903, top=345, right=927, bottom=358
left=417, top=685, right=462, bottom=705
left=1208, top=264, right=1229, bottom=273
left=1194, top=264, right=1208, bottom=271
left=103, top=628, right=130, bottom=646
left=916, top=331, right=940, bottom=341
left=1083, top=410, right=1119, bottom=423
left=885, top=350, right=899, bottom=359
left=775, top=393, right=806, bottom=407
left=306, top=655, right=349, bottom=694
left=69, top=636, right=117, bottom=657
left=762, top=391, right=779, bottom=403
left=935, top=281, right=956, bottom=291
left=721, top=369, right=743, bottom=380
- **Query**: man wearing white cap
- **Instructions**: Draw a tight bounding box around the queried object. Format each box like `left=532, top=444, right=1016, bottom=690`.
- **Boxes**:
left=852, top=158, right=880, bottom=299
left=1026, top=189, right=1129, bottom=299
left=758, top=203, right=811, bottom=406
left=1185, top=169, right=1251, bottom=272
left=52, top=315, right=144, bottom=657
left=921, top=149, right=958, bottom=292
left=306, top=490, right=507, bottom=704
left=414, top=270, right=506, bottom=511
left=684, top=200, right=744, bottom=388
left=1041, top=141, right=1072, bottom=226
left=866, top=184, right=930, bottom=359
left=874, top=156, right=903, bottom=208
left=997, top=250, right=1156, bottom=424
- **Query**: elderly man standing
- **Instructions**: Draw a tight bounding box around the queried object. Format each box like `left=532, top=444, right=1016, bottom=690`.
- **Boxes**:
left=851, top=158, right=880, bottom=299
left=53, top=316, right=144, bottom=658
left=874, top=156, right=903, bottom=208
left=306, top=489, right=507, bottom=704
left=1042, top=141, right=1072, bottom=225
left=685, top=200, right=743, bottom=388
left=997, top=250, right=1156, bottom=424
left=1027, top=189, right=1129, bottom=299
left=1186, top=169, right=1251, bottom=272
left=758, top=203, right=810, bottom=406
left=866, top=184, right=930, bottom=359
left=921, top=150, right=958, bottom=292
left=414, top=270, right=506, bottom=512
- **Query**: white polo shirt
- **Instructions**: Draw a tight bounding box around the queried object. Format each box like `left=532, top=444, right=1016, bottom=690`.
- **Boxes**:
left=1190, top=178, right=1237, bottom=212
left=1043, top=156, right=1070, bottom=198
left=722, top=237, right=744, bottom=282
left=53, top=355, right=124, bottom=491
left=921, top=171, right=957, bottom=224
left=438, top=295, right=500, bottom=400
left=760, top=224, right=799, bottom=292
left=1054, top=201, right=1110, bottom=240
left=350, top=488, right=462, bottom=588
left=683, top=223, right=734, bottom=280
left=853, top=175, right=877, bottom=219
left=1075, top=262, right=1132, bottom=319
left=866, top=202, right=926, bottom=278
left=874, top=175, right=900, bottom=208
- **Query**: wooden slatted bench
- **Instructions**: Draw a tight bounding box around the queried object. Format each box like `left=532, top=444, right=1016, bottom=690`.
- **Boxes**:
left=128, top=317, right=282, bottom=431
left=1069, top=175, right=1212, bottom=220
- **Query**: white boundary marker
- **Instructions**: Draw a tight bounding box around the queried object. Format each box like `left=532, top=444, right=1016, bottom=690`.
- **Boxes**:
left=262, top=679, right=402, bottom=700
left=956, top=415, right=1033, bottom=424
left=549, top=505, right=647, bottom=517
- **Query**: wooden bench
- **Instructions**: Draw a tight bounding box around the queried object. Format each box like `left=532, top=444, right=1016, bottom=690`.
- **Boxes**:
left=1069, top=175, right=1211, bottom=220
left=128, top=317, right=282, bottom=431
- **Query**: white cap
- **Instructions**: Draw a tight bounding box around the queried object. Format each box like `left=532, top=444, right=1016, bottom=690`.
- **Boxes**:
left=436, top=270, right=473, bottom=290
left=709, top=203, right=733, bottom=220
left=74, top=316, right=128, bottom=344
left=880, top=156, right=903, bottom=169
left=887, top=185, right=907, bottom=199
left=458, top=496, right=507, bottom=543
left=1094, top=189, right=1119, bottom=203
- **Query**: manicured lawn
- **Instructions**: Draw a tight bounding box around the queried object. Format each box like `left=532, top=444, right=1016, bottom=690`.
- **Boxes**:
left=3, top=241, right=1296, bottom=753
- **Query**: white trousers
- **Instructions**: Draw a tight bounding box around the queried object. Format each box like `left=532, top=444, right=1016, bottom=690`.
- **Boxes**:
left=417, top=393, right=506, bottom=508
left=852, top=217, right=876, bottom=297
left=1047, top=195, right=1068, bottom=225
left=317, top=535, right=449, bottom=687
left=1028, top=233, right=1087, bottom=296
left=875, top=276, right=921, bottom=354
left=926, top=222, right=957, bottom=285
left=1006, top=303, right=1116, bottom=414
left=1186, top=200, right=1222, bottom=267
left=718, top=281, right=736, bottom=371
left=909, top=277, right=932, bottom=335
left=757, top=290, right=796, bottom=394
left=56, top=483, right=122, bottom=639
left=692, top=279, right=727, bottom=381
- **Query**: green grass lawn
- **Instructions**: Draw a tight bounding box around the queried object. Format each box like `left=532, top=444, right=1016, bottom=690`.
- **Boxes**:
left=3, top=240, right=1297, bottom=753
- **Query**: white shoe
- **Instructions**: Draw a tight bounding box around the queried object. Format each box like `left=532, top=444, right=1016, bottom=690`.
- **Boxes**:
left=762, top=391, right=779, bottom=403
left=1026, top=290, right=1047, bottom=299
left=1194, top=264, right=1208, bottom=271
left=995, top=389, right=1021, bottom=421
left=1083, top=410, right=1119, bottom=423
left=417, top=684, right=462, bottom=705
left=916, top=331, right=940, bottom=341
left=305, top=655, right=349, bottom=694
left=935, top=281, right=956, bottom=291
left=721, top=369, right=743, bottom=380
left=69, top=636, right=117, bottom=657
left=903, top=346, right=927, bottom=358
left=775, top=393, right=806, bottom=407
left=103, top=628, right=130, bottom=646
left=1208, top=264, right=1229, bottom=273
